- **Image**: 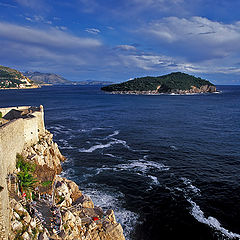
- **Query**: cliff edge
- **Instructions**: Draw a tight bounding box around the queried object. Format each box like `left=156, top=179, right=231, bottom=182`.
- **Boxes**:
left=0, top=106, right=125, bottom=240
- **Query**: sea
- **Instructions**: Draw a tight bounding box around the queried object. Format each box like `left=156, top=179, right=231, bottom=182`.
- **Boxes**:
left=0, top=85, right=240, bottom=240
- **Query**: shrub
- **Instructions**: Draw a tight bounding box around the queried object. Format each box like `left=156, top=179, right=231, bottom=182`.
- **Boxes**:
left=41, top=180, right=52, bottom=187
left=16, top=154, right=37, bottom=199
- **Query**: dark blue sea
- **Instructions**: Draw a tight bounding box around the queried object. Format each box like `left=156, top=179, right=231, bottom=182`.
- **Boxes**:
left=1, top=85, right=240, bottom=240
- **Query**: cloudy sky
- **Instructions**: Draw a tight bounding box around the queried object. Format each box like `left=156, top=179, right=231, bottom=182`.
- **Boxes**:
left=1, top=0, right=240, bottom=83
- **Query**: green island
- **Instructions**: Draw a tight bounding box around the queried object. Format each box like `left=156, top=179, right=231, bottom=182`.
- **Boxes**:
left=101, top=72, right=217, bottom=94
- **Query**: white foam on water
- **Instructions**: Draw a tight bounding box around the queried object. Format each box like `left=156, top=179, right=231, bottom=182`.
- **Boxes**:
left=116, top=159, right=170, bottom=174
left=180, top=177, right=201, bottom=195
left=104, top=153, right=117, bottom=158
left=175, top=177, right=240, bottom=239
left=79, top=139, right=130, bottom=153
left=103, top=130, right=120, bottom=139
left=78, top=127, right=108, bottom=133
left=95, top=167, right=114, bottom=175
left=143, top=155, right=148, bottom=160
left=82, top=187, right=139, bottom=240
left=188, top=198, right=240, bottom=239
left=170, top=145, right=178, bottom=151
left=148, top=175, right=160, bottom=185
left=60, top=168, right=75, bottom=178
left=58, top=139, right=75, bottom=150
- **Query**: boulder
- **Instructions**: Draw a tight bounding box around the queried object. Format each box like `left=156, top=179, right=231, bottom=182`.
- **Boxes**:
left=11, top=220, right=23, bottom=232
left=38, top=231, right=49, bottom=240
left=13, top=202, right=27, bottom=215
left=62, top=210, right=75, bottom=223
left=105, top=223, right=125, bottom=240
left=13, top=211, right=20, bottom=220
left=30, top=218, right=36, bottom=228
left=23, top=211, right=31, bottom=224
left=22, top=231, right=30, bottom=240
left=106, top=209, right=116, bottom=224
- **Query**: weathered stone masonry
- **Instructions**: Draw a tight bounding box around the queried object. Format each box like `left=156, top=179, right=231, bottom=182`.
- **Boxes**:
left=0, top=105, right=45, bottom=239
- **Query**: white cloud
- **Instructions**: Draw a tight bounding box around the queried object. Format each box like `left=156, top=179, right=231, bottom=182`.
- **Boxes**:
left=0, top=22, right=101, bottom=49
left=0, top=21, right=104, bottom=77
left=143, top=17, right=240, bottom=59
left=116, top=45, right=137, bottom=51
left=85, top=28, right=101, bottom=34
left=25, top=15, right=52, bottom=24
left=0, top=2, right=16, bottom=8
left=15, top=0, right=45, bottom=9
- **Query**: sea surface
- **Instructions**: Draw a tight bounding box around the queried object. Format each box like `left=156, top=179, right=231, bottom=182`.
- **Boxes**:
left=1, top=85, right=240, bottom=240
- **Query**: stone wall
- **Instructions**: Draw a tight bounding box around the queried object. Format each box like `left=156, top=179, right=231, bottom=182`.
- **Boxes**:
left=0, top=119, right=25, bottom=238
left=23, top=117, right=39, bottom=146
left=0, top=105, right=45, bottom=239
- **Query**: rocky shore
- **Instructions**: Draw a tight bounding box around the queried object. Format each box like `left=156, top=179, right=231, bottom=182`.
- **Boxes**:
left=109, top=85, right=217, bottom=95
left=8, top=130, right=125, bottom=240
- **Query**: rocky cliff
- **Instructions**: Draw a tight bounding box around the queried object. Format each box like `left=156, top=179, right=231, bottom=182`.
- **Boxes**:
left=110, top=84, right=217, bottom=95
left=8, top=129, right=125, bottom=240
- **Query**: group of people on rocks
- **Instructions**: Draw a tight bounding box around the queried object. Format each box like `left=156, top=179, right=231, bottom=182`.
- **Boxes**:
left=50, top=206, right=61, bottom=233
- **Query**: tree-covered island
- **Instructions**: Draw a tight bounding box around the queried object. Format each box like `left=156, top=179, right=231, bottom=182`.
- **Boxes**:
left=101, top=72, right=217, bottom=94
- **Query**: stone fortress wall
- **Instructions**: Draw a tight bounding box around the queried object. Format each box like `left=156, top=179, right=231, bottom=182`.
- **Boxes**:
left=0, top=105, right=45, bottom=239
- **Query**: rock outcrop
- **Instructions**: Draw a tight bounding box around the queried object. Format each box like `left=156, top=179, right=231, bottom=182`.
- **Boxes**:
left=8, top=129, right=125, bottom=240
left=22, top=130, right=65, bottom=174
left=109, top=85, right=217, bottom=95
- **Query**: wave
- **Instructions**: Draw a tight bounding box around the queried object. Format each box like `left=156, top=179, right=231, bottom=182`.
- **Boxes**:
left=82, top=187, right=139, bottom=240
left=173, top=177, right=240, bottom=239
left=116, top=159, right=170, bottom=174
left=148, top=175, right=160, bottom=185
left=78, top=127, right=109, bottom=133
left=60, top=168, right=76, bottom=178
left=79, top=139, right=130, bottom=153
left=58, top=139, right=75, bottom=150
left=180, top=177, right=201, bottom=195
left=104, top=130, right=120, bottom=139
left=104, top=153, right=117, bottom=158
left=188, top=198, right=240, bottom=239
left=170, top=145, right=178, bottom=151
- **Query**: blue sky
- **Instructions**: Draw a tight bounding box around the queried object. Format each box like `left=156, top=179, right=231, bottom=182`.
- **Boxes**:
left=0, top=0, right=240, bottom=84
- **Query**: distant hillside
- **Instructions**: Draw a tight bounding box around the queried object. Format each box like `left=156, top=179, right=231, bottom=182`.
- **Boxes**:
left=0, top=65, right=37, bottom=89
left=76, top=80, right=113, bottom=85
left=101, top=72, right=216, bottom=94
left=24, top=72, right=112, bottom=86
left=24, top=72, right=72, bottom=85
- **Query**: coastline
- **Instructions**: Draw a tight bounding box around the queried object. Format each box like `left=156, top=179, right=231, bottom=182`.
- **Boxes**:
left=106, top=90, right=220, bottom=95
left=0, top=85, right=40, bottom=90
left=0, top=105, right=126, bottom=240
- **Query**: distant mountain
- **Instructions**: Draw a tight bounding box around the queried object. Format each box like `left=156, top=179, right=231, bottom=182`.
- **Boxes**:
left=76, top=80, right=113, bottom=85
left=0, top=65, right=38, bottom=89
left=101, top=72, right=217, bottom=94
left=24, top=71, right=72, bottom=85
left=24, top=71, right=113, bottom=86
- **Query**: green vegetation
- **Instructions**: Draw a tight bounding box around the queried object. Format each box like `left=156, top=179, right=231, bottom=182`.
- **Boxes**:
left=101, top=72, right=215, bottom=93
left=57, top=195, right=65, bottom=204
left=0, top=65, right=33, bottom=88
left=41, top=180, right=52, bottom=187
left=0, top=112, right=2, bottom=118
left=16, top=154, right=37, bottom=198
